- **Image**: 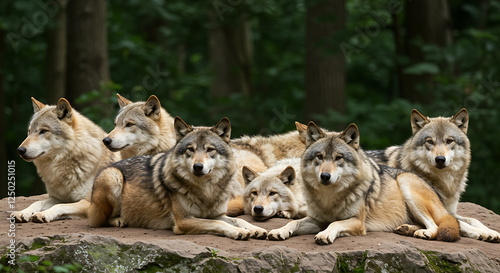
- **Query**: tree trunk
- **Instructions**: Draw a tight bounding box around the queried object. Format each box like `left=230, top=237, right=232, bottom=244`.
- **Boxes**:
left=402, top=0, right=452, bottom=103
left=45, top=3, right=67, bottom=104
left=66, top=0, right=109, bottom=107
left=208, top=11, right=253, bottom=98
left=304, top=0, right=346, bottom=122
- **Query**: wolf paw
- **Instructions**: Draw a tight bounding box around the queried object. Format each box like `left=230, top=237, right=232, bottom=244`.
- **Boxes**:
left=394, top=224, right=420, bottom=237
left=249, top=227, right=268, bottom=240
left=11, top=211, right=33, bottom=223
left=414, top=229, right=433, bottom=240
left=314, top=231, right=336, bottom=245
left=267, top=228, right=291, bottom=241
left=277, top=211, right=292, bottom=219
left=228, top=228, right=251, bottom=240
left=474, top=229, right=500, bottom=243
left=32, top=212, right=52, bottom=223
left=110, top=217, right=126, bottom=227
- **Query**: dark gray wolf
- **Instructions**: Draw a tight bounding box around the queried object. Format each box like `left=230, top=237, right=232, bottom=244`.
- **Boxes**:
left=88, top=117, right=267, bottom=240
left=268, top=122, right=460, bottom=244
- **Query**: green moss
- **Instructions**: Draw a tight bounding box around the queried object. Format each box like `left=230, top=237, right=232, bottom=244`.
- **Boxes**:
left=30, top=242, right=46, bottom=251
left=419, top=250, right=462, bottom=273
left=336, top=251, right=368, bottom=273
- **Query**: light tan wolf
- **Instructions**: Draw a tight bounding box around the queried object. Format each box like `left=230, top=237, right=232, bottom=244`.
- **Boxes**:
left=366, top=108, right=500, bottom=243
left=13, top=98, right=120, bottom=223
left=226, top=121, right=309, bottom=216
left=268, top=122, right=460, bottom=244
left=102, top=94, right=176, bottom=159
left=88, top=117, right=268, bottom=240
left=230, top=122, right=309, bottom=168
left=242, top=158, right=307, bottom=220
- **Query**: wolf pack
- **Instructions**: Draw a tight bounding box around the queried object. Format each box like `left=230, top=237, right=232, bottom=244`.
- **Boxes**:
left=13, top=94, right=500, bottom=245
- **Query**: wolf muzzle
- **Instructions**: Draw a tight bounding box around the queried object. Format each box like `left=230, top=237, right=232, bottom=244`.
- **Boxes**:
left=435, top=156, right=446, bottom=169
left=193, top=163, right=205, bottom=176
left=17, top=146, right=27, bottom=157
left=102, top=137, right=112, bottom=146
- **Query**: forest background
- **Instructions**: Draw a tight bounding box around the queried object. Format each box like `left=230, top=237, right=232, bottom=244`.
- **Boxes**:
left=1, top=0, right=499, bottom=213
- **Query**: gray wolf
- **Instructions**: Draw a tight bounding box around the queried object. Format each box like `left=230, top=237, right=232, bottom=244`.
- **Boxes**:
left=242, top=158, right=307, bottom=220
left=88, top=117, right=267, bottom=240
left=268, top=122, right=460, bottom=244
left=13, top=98, right=120, bottom=223
left=367, top=108, right=500, bottom=242
left=102, top=94, right=176, bottom=159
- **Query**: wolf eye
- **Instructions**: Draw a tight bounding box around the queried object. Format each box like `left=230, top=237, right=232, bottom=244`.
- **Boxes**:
left=207, top=147, right=215, bottom=152
left=269, top=191, right=278, bottom=196
left=426, top=139, right=434, bottom=145
left=446, top=139, right=454, bottom=144
left=187, top=147, right=195, bottom=152
left=251, top=191, right=257, bottom=196
left=125, top=122, right=134, bottom=127
left=316, top=154, right=323, bottom=160
left=39, top=129, right=48, bottom=135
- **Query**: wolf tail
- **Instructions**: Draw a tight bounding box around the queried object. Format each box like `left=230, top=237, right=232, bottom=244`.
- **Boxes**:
left=436, top=214, right=460, bottom=242
left=226, top=195, right=245, bottom=217
left=88, top=167, right=123, bottom=227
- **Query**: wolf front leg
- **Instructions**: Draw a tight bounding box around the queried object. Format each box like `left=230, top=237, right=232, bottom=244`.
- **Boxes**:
left=456, top=215, right=500, bottom=243
left=267, top=216, right=323, bottom=241
left=31, top=199, right=90, bottom=223
left=11, top=197, right=61, bottom=222
left=314, top=217, right=366, bottom=245
left=171, top=196, right=251, bottom=240
left=217, top=215, right=267, bottom=239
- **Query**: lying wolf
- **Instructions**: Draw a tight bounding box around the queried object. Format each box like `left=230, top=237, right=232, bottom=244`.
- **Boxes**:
left=88, top=117, right=267, bottom=240
left=14, top=98, right=120, bottom=223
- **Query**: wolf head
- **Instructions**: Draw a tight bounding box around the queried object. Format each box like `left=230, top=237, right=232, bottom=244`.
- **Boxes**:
left=103, top=94, right=173, bottom=154
left=242, top=165, right=297, bottom=220
left=301, top=122, right=361, bottom=189
left=408, top=108, right=470, bottom=171
left=17, top=98, right=77, bottom=162
left=173, top=117, right=233, bottom=178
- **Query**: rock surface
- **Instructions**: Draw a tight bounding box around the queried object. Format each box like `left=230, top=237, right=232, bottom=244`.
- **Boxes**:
left=2, top=195, right=500, bottom=272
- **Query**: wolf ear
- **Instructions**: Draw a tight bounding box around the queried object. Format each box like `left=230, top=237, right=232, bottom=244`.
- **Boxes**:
left=295, top=121, right=308, bottom=144
left=116, top=93, right=132, bottom=108
left=174, top=116, right=193, bottom=141
left=55, top=98, right=73, bottom=122
left=279, top=166, right=296, bottom=186
left=211, top=117, right=231, bottom=143
left=411, top=109, right=430, bottom=134
left=242, top=166, right=258, bottom=185
left=340, top=123, right=360, bottom=150
left=143, top=95, right=162, bottom=120
left=306, top=121, right=325, bottom=147
left=450, top=108, right=469, bottom=134
left=31, top=97, right=46, bottom=112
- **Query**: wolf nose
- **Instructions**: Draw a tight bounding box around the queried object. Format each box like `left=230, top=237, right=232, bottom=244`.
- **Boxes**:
left=435, top=156, right=446, bottom=165
left=320, top=172, right=331, bottom=181
left=253, top=205, right=264, bottom=214
left=193, top=163, right=204, bottom=172
left=102, top=137, right=112, bottom=146
left=17, top=147, right=26, bottom=156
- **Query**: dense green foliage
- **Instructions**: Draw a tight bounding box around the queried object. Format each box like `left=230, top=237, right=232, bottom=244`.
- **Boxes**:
left=2, top=0, right=500, bottom=213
